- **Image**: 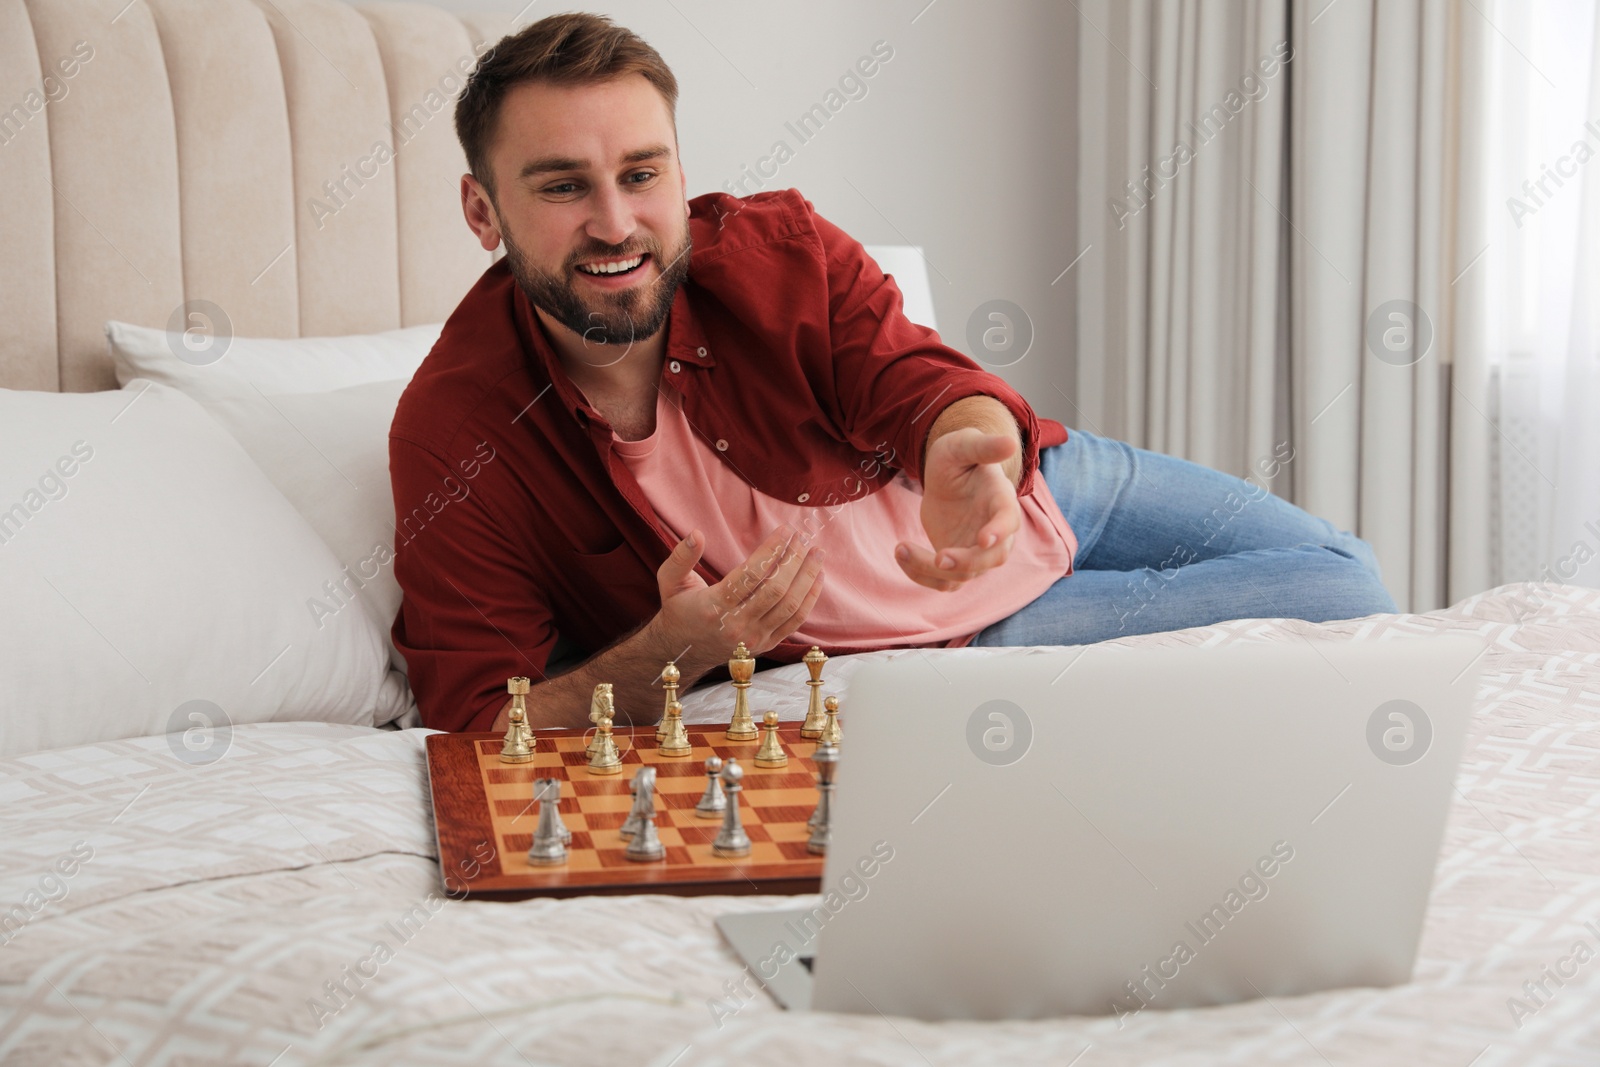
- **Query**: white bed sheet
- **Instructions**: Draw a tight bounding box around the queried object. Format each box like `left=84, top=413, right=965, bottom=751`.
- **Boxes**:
left=0, top=583, right=1596, bottom=1066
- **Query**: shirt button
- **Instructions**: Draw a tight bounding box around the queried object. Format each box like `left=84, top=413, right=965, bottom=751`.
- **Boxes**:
left=797, top=492, right=810, bottom=503
left=669, top=360, right=682, bottom=373
left=696, top=346, right=708, bottom=358
left=715, top=439, right=729, bottom=451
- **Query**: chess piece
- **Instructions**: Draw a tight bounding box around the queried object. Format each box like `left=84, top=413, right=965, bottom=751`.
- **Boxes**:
left=619, top=766, right=655, bottom=838
left=587, top=711, right=622, bottom=775
left=586, top=683, right=615, bottom=759
left=806, top=741, right=838, bottom=854
left=800, top=646, right=829, bottom=739
left=820, top=695, right=842, bottom=746
left=712, top=760, right=752, bottom=857
left=725, top=643, right=758, bottom=741
left=754, top=710, right=787, bottom=768
left=623, top=767, right=665, bottom=862
left=695, top=756, right=727, bottom=819
left=527, top=778, right=568, bottom=866
left=537, top=775, right=572, bottom=844
left=499, top=677, right=534, bottom=764
left=656, top=661, right=680, bottom=742
left=658, top=698, right=692, bottom=757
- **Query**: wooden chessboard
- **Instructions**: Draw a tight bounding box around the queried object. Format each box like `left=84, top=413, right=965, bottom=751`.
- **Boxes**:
left=426, top=723, right=826, bottom=899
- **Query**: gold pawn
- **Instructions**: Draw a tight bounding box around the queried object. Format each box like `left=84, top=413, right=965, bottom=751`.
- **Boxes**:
left=585, top=683, right=614, bottom=758
left=656, top=661, right=680, bottom=742
left=754, top=710, right=788, bottom=768
left=499, top=676, right=534, bottom=764
left=587, top=713, right=622, bottom=775
left=658, top=698, right=692, bottom=757
left=725, top=642, right=758, bottom=741
left=800, top=646, right=828, bottom=739
left=820, top=695, right=842, bottom=746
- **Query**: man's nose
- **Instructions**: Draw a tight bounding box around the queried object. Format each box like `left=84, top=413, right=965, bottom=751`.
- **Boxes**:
left=586, top=183, right=635, bottom=248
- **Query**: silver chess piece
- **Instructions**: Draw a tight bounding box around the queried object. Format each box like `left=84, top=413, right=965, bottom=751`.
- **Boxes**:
left=619, top=766, right=655, bottom=838
left=806, top=740, right=838, bottom=854
left=695, top=755, right=727, bottom=819
left=712, top=759, right=752, bottom=858
left=622, top=767, right=665, bottom=862
left=527, top=778, right=569, bottom=866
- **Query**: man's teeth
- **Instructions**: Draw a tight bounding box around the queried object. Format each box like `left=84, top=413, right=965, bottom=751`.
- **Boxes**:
left=577, top=255, right=644, bottom=275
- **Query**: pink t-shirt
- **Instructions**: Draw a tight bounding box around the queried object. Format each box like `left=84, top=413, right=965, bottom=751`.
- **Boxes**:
left=613, top=388, right=1076, bottom=649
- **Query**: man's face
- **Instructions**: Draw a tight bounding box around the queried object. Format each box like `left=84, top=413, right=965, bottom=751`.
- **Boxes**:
left=481, top=75, right=691, bottom=355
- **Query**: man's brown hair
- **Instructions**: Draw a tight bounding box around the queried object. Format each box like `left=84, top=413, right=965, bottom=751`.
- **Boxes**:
left=455, top=13, right=679, bottom=200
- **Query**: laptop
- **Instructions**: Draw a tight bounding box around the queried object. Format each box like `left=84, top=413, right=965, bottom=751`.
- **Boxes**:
left=715, top=635, right=1482, bottom=1021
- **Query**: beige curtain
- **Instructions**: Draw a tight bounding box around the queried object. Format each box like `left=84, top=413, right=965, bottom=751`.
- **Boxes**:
left=1075, top=0, right=1492, bottom=612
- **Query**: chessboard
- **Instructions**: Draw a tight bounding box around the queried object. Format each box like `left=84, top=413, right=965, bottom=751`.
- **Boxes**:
left=426, top=723, right=827, bottom=899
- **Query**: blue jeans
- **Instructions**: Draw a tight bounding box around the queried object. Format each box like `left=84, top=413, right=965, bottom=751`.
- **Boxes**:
left=972, top=430, right=1397, bottom=647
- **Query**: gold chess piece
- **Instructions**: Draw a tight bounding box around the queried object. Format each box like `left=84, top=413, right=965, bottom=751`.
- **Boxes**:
left=656, top=661, right=680, bottom=742
left=499, top=676, right=534, bottom=764
left=658, top=698, right=692, bottom=757
left=821, top=695, right=842, bottom=746
left=725, top=642, right=758, bottom=741
left=588, top=712, right=622, bottom=775
left=800, top=646, right=828, bottom=739
left=585, top=683, right=614, bottom=759
left=754, top=710, right=788, bottom=768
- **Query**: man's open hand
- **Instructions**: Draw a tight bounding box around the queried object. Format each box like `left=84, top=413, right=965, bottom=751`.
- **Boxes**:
left=896, top=428, right=1022, bottom=591
left=654, top=525, right=825, bottom=660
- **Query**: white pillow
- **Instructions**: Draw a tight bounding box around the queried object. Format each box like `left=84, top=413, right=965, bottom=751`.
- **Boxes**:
left=201, top=379, right=409, bottom=656
left=0, top=381, right=414, bottom=758
left=104, top=321, right=440, bottom=667
left=863, top=245, right=938, bottom=332
left=105, top=319, right=441, bottom=394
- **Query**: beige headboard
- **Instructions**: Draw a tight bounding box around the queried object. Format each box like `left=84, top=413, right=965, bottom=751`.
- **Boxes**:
left=0, top=0, right=507, bottom=393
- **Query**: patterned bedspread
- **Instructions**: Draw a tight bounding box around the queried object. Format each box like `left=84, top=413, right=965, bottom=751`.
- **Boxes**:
left=0, top=583, right=1595, bottom=1066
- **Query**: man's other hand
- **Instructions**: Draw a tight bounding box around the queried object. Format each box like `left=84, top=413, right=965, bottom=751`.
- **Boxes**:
left=897, top=428, right=1022, bottom=591
left=653, top=525, right=826, bottom=660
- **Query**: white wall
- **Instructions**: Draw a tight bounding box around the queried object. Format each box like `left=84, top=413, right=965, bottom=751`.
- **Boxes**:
left=385, top=0, right=1077, bottom=424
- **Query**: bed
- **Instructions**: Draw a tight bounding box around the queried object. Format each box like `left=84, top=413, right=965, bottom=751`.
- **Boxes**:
left=2, top=1, right=1597, bottom=1064
left=2, top=589, right=1597, bottom=1065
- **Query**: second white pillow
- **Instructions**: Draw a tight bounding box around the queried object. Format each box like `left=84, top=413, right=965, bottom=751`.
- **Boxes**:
left=104, top=321, right=441, bottom=664
left=0, top=381, right=415, bottom=759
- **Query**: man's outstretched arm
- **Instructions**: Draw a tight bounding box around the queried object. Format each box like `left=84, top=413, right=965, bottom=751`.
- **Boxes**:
left=922, top=394, right=1024, bottom=486
left=896, top=394, right=1025, bottom=591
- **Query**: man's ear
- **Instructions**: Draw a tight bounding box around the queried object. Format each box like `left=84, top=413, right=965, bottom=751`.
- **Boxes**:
left=461, top=174, right=502, bottom=253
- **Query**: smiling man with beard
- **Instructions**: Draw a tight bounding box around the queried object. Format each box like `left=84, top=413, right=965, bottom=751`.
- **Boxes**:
left=389, top=13, right=1396, bottom=734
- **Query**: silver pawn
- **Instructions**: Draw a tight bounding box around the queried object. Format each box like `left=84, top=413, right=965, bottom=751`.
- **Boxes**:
left=619, top=766, right=654, bottom=838
left=807, top=741, right=838, bottom=854
left=527, top=778, right=568, bottom=866
left=695, top=756, right=727, bottom=818
left=712, top=760, right=752, bottom=858
left=623, top=768, right=665, bottom=862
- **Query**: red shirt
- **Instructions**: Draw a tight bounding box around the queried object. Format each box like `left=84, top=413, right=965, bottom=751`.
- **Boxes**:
left=389, top=188, right=1068, bottom=732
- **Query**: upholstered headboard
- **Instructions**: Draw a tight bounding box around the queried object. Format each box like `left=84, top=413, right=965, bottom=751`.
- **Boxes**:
left=0, top=0, right=505, bottom=393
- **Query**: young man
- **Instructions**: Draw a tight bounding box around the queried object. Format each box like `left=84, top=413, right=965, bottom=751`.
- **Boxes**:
left=389, top=13, right=1395, bottom=733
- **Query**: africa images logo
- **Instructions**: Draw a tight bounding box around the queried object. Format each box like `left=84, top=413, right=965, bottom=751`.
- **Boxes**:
left=1365, top=699, right=1432, bottom=766
left=966, top=699, right=1033, bottom=767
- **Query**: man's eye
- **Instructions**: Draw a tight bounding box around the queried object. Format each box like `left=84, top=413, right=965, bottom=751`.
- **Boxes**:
left=545, top=182, right=580, bottom=195
left=628, top=171, right=658, bottom=185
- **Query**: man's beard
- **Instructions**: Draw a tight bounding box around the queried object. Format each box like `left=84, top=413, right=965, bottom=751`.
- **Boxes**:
left=499, top=214, right=692, bottom=356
